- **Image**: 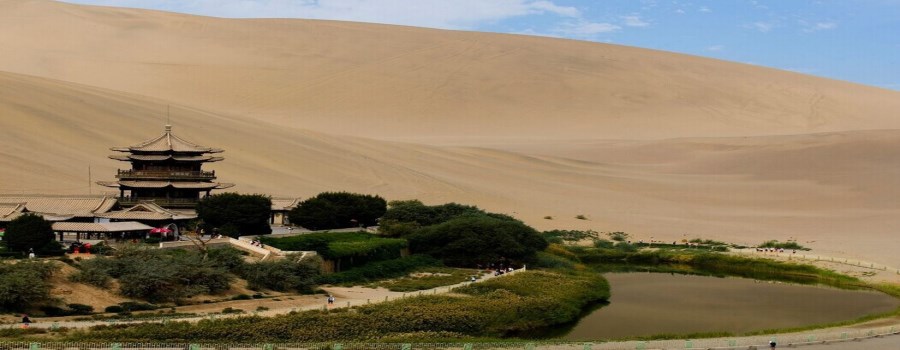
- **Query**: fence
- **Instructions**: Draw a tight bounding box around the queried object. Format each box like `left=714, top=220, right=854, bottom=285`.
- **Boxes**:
left=733, top=250, right=900, bottom=275
left=0, top=325, right=898, bottom=350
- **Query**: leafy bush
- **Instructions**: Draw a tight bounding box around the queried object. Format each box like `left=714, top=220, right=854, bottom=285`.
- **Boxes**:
left=543, top=230, right=600, bottom=244
left=104, top=305, right=125, bottom=313
left=239, top=254, right=321, bottom=292
left=0, top=260, right=57, bottom=311
left=759, top=240, right=810, bottom=251
left=67, top=303, right=94, bottom=315
left=196, top=193, right=273, bottom=237
left=289, top=192, right=386, bottom=230
left=408, top=214, right=548, bottom=267
left=69, top=246, right=234, bottom=302
left=606, top=231, right=630, bottom=242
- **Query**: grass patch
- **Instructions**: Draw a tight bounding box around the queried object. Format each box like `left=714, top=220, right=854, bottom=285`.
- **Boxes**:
left=369, top=267, right=476, bottom=292
left=57, top=270, right=609, bottom=343
left=759, top=240, right=810, bottom=251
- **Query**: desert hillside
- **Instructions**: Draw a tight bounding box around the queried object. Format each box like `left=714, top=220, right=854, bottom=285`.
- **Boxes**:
left=2, top=71, right=900, bottom=266
left=0, top=0, right=899, bottom=142
left=1, top=1, right=899, bottom=267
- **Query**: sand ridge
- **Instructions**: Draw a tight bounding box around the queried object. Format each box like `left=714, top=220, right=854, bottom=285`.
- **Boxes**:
left=1, top=1, right=900, bottom=269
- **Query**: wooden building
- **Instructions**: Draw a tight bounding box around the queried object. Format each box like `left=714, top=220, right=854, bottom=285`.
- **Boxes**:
left=97, top=125, right=233, bottom=209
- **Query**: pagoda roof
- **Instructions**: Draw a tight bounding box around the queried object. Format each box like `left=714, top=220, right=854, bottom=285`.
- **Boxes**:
left=98, top=202, right=197, bottom=221
left=0, top=196, right=117, bottom=222
left=52, top=221, right=154, bottom=233
left=97, top=181, right=235, bottom=190
left=109, top=154, right=224, bottom=162
left=111, top=125, right=223, bottom=154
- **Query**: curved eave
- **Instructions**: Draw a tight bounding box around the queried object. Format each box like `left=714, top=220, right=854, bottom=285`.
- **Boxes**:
left=103, top=181, right=227, bottom=190
left=97, top=181, right=121, bottom=188
left=107, top=155, right=224, bottom=162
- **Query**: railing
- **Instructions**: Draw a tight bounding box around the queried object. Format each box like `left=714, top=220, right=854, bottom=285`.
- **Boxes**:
left=0, top=326, right=898, bottom=350
left=117, top=198, right=201, bottom=207
left=116, top=169, right=216, bottom=180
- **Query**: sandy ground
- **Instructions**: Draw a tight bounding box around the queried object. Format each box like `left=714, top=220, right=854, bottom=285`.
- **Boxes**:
left=0, top=1, right=899, bottom=268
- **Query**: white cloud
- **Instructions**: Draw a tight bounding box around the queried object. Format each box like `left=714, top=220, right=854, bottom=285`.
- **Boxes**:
left=675, top=9, right=686, bottom=14
left=802, top=21, right=838, bottom=32
left=698, top=6, right=712, bottom=13
left=706, top=45, right=724, bottom=52
left=622, top=15, right=650, bottom=27
left=62, top=0, right=581, bottom=30
left=748, top=21, right=775, bottom=32
left=555, top=21, right=622, bottom=37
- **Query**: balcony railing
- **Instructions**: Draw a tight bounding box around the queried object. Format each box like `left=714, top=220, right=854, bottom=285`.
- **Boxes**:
left=116, top=169, right=216, bottom=180
left=117, top=197, right=203, bottom=208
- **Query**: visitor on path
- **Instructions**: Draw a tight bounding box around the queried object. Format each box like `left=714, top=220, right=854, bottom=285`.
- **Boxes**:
left=769, top=340, right=776, bottom=349
left=21, top=314, right=31, bottom=328
left=327, top=295, right=335, bottom=306
left=28, top=248, right=35, bottom=259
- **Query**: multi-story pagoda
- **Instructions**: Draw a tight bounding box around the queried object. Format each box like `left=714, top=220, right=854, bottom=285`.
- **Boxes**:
left=98, top=125, right=234, bottom=209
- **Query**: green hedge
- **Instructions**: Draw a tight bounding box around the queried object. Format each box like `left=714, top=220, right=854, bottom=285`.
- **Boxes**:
left=318, top=255, right=441, bottom=285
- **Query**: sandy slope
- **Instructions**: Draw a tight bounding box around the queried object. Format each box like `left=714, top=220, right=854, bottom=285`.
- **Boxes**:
left=2, top=70, right=900, bottom=267
left=1, top=1, right=899, bottom=267
left=1, top=0, right=899, bottom=142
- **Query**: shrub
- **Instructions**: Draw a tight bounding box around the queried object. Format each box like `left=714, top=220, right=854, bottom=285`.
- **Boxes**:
left=0, top=260, right=57, bottom=311
left=68, top=246, right=235, bottom=302
left=231, top=294, right=251, bottom=301
left=67, top=303, right=94, bottom=315
left=240, top=254, right=321, bottom=292
left=289, top=192, right=386, bottom=230
left=575, top=214, right=588, bottom=220
left=408, top=214, right=548, bottom=267
left=221, top=307, right=243, bottom=314
left=104, top=305, right=125, bottom=313
left=606, top=231, right=630, bottom=242
left=543, top=230, right=600, bottom=244
left=759, top=240, right=809, bottom=251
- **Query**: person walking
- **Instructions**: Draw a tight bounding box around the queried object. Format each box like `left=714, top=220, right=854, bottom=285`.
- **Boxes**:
left=327, top=295, right=335, bottom=306
left=21, top=314, right=32, bottom=328
left=769, top=340, right=777, bottom=349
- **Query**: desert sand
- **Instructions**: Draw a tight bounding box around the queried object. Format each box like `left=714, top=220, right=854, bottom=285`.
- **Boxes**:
left=1, top=0, right=899, bottom=268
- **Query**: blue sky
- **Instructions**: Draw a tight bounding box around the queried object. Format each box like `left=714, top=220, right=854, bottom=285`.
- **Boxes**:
left=61, top=1, right=900, bottom=90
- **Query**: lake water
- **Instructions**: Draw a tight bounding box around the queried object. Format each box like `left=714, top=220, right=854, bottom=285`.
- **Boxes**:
left=554, top=272, right=900, bottom=340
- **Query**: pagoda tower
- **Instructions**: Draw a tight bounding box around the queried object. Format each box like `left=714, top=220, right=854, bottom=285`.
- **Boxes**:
left=98, top=125, right=234, bottom=209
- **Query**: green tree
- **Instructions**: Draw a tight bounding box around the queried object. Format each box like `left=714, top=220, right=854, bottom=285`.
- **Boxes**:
left=240, top=254, right=322, bottom=292
left=408, top=214, right=548, bottom=267
left=196, top=193, right=272, bottom=237
left=288, top=192, right=386, bottom=230
left=0, top=260, right=57, bottom=311
left=4, top=214, right=60, bottom=254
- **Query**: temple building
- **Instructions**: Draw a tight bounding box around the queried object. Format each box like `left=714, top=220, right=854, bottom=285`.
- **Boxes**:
left=98, top=125, right=234, bottom=209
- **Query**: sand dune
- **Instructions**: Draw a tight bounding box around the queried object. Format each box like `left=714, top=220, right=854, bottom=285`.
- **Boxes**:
left=1, top=1, right=899, bottom=266
left=1, top=0, right=899, bottom=142
left=2, top=70, right=900, bottom=266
